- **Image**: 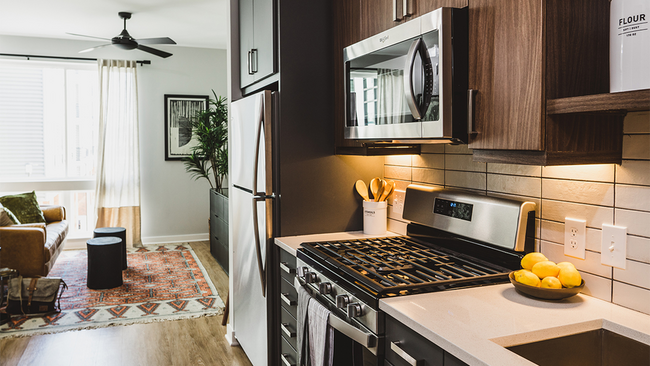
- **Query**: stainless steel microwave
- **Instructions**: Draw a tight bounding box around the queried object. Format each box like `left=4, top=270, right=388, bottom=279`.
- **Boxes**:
left=344, top=7, right=468, bottom=143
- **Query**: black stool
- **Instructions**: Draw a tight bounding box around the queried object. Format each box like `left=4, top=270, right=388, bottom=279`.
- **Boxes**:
left=93, top=227, right=127, bottom=270
left=86, top=237, right=123, bottom=289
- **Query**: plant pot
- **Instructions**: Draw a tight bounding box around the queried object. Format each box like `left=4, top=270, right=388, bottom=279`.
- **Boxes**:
left=210, top=189, right=229, bottom=275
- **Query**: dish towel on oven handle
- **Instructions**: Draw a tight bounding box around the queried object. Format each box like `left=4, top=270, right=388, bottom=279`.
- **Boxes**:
left=298, top=285, right=311, bottom=366
left=298, top=285, right=335, bottom=366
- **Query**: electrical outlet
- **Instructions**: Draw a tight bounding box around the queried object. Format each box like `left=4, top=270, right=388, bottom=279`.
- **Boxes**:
left=601, top=224, right=627, bottom=269
left=564, top=217, right=586, bottom=259
left=392, top=189, right=406, bottom=216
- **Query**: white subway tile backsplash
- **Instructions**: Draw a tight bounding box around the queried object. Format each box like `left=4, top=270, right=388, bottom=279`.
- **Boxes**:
left=384, top=165, right=411, bottom=181
left=412, top=153, right=444, bottom=169
left=540, top=240, right=612, bottom=278
left=623, top=111, right=650, bottom=134
left=445, top=154, right=486, bottom=172
left=445, top=170, right=486, bottom=190
left=622, top=134, right=650, bottom=160
left=541, top=199, right=613, bottom=229
left=614, top=260, right=650, bottom=290
left=412, top=168, right=444, bottom=185
left=580, top=272, right=613, bottom=302
left=542, top=178, right=614, bottom=206
left=628, top=235, right=650, bottom=264
left=383, top=113, right=649, bottom=313
left=613, top=282, right=650, bottom=315
left=616, top=184, right=650, bottom=212
left=615, top=209, right=650, bottom=238
left=385, top=155, right=412, bottom=166
left=487, top=163, right=542, bottom=177
left=488, top=174, right=541, bottom=197
left=542, top=164, right=615, bottom=182
left=616, top=160, right=650, bottom=186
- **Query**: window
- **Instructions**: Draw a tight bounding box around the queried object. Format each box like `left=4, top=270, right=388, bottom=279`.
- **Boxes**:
left=0, top=59, right=99, bottom=238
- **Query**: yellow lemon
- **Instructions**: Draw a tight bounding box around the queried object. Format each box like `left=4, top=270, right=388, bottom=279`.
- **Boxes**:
left=558, top=267, right=582, bottom=288
left=521, top=252, right=548, bottom=270
left=515, top=269, right=541, bottom=287
left=532, top=260, right=560, bottom=279
left=557, top=262, right=576, bottom=272
left=540, top=276, right=563, bottom=289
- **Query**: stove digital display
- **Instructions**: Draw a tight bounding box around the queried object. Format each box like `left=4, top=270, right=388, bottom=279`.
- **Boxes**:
left=434, top=198, right=473, bottom=221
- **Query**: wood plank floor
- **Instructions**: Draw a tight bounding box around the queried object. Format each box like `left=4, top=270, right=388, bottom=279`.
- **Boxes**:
left=0, top=241, right=252, bottom=366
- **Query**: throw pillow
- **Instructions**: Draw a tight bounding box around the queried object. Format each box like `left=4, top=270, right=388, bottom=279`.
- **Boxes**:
left=0, top=204, right=20, bottom=226
left=0, top=191, right=46, bottom=224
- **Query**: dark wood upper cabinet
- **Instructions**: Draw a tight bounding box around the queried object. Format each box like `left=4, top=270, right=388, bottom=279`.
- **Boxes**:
left=239, top=0, right=276, bottom=89
left=468, top=0, right=629, bottom=165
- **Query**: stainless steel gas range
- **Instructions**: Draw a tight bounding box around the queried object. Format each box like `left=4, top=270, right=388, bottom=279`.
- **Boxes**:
left=295, top=185, right=536, bottom=365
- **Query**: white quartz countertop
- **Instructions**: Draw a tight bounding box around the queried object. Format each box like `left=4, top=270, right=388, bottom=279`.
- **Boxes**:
left=274, top=230, right=400, bottom=256
left=380, top=284, right=650, bottom=366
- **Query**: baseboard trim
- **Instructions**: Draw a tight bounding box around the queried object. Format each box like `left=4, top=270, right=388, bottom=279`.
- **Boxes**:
left=63, top=233, right=209, bottom=250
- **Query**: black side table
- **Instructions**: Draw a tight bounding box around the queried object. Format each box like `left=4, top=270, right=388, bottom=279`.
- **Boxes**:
left=93, top=227, right=127, bottom=270
left=86, top=237, right=123, bottom=290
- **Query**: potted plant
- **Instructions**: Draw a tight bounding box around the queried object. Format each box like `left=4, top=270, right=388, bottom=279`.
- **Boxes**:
left=183, top=91, right=229, bottom=272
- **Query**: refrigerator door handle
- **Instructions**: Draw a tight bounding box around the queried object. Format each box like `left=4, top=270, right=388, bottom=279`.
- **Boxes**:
left=252, top=93, right=266, bottom=197
left=252, top=195, right=268, bottom=297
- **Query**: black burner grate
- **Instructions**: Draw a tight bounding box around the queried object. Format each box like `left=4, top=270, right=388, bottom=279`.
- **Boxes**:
left=302, top=236, right=511, bottom=297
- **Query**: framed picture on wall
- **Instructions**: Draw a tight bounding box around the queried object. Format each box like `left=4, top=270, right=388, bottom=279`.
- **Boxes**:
left=164, top=94, right=209, bottom=161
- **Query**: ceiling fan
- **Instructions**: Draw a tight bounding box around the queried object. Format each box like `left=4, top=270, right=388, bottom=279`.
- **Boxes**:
left=69, top=12, right=176, bottom=58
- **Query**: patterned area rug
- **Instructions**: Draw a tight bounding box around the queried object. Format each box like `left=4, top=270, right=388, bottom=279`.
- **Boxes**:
left=0, top=243, right=224, bottom=339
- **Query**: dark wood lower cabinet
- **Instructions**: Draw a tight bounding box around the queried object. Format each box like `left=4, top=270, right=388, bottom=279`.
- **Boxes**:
left=386, top=315, right=469, bottom=366
left=275, top=247, right=298, bottom=366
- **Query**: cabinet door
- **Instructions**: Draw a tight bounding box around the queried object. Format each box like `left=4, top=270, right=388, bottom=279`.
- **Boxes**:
left=253, top=0, right=275, bottom=82
left=240, top=0, right=255, bottom=88
left=360, top=0, right=403, bottom=39
left=467, top=0, right=544, bottom=151
left=416, top=0, right=469, bottom=16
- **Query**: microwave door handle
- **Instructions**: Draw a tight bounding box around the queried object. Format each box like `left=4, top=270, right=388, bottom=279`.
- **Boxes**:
left=404, top=38, right=424, bottom=120
left=252, top=195, right=267, bottom=297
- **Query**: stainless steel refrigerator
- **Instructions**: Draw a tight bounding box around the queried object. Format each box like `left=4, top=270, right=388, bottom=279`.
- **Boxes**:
left=229, top=87, right=383, bottom=366
left=231, top=90, right=273, bottom=366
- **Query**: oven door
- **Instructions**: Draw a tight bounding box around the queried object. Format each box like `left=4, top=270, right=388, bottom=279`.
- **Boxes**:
left=294, top=277, right=380, bottom=366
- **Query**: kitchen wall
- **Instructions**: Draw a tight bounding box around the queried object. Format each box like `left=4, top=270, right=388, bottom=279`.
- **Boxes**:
left=385, top=111, right=650, bottom=315
left=0, top=35, right=227, bottom=245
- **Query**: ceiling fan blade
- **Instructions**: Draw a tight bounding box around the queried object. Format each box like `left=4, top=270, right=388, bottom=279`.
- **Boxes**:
left=79, top=43, right=114, bottom=54
left=137, top=44, right=172, bottom=58
left=67, top=32, right=111, bottom=41
left=136, top=37, right=176, bottom=45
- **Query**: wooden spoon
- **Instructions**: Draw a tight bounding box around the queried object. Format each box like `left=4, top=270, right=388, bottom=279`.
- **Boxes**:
left=355, top=180, right=370, bottom=201
left=375, top=179, right=386, bottom=202
left=379, top=180, right=395, bottom=201
left=369, top=177, right=382, bottom=201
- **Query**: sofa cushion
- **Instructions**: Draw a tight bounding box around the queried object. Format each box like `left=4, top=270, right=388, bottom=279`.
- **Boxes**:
left=43, top=220, right=68, bottom=263
left=0, top=204, right=20, bottom=226
left=0, top=191, right=46, bottom=224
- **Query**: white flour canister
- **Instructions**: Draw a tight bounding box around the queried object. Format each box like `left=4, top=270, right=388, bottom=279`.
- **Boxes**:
left=610, top=0, right=650, bottom=92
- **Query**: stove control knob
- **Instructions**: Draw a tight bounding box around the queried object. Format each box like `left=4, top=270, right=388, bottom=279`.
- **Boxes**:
left=305, top=272, right=319, bottom=284
left=347, top=303, right=363, bottom=318
left=298, top=267, right=309, bottom=278
left=336, top=294, right=350, bottom=309
left=319, top=282, right=332, bottom=295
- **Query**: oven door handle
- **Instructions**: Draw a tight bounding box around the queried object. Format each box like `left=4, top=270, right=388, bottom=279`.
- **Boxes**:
left=328, top=310, right=377, bottom=349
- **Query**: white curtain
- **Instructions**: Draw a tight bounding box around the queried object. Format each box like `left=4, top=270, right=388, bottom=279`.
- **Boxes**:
left=95, top=59, right=141, bottom=247
left=376, top=68, right=407, bottom=125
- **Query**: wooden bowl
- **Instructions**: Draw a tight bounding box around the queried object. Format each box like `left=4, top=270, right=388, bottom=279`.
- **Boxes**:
left=509, top=272, right=584, bottom=300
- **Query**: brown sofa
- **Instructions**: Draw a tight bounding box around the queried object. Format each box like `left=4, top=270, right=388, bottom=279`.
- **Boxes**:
left=0, top=205, right=68, bottom=277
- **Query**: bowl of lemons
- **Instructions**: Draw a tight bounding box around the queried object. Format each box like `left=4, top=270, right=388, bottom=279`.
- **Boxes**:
left=509, top=252, right=585, bottom=300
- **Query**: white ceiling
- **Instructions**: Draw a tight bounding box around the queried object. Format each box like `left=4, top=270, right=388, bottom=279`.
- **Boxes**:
left=0, top=0, right=229, bottom=49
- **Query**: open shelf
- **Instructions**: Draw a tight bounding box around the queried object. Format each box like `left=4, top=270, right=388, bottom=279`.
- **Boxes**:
left=546, top=89, right=650, bottom=115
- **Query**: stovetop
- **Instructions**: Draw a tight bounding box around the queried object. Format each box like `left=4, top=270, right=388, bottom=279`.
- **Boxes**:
left=299, top=233, right=517, bottom=299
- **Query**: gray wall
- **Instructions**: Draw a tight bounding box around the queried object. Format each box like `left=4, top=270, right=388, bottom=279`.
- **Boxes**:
left=0, top=35, right=228, bottom=243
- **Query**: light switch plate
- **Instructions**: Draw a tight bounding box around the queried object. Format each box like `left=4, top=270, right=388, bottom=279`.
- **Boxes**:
left=601, top=224, right=627, bottom=269
left=392, top=189, right=406, bottom=216
left=564, top=217, right=586, bottom=259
